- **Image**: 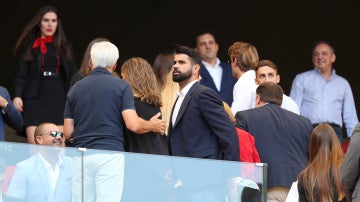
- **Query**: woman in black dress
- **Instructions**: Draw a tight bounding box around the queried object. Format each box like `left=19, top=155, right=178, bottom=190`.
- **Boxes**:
left=121, top=57, right=168, bottom=155
left=13, top=5, right=76, bottom=143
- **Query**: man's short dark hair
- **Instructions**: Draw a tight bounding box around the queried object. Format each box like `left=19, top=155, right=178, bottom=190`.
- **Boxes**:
left=255, top=59, right=278, bottom=74
left=256, top=82, right=283, bottom=106
left=193, top=30, right=216, bottom=47
left=174, top=45, right=202, bottom=66
left=314, top=40, right=334, bottom=53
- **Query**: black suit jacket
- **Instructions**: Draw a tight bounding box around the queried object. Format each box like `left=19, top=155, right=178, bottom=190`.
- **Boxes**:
left=168, top=81, right=239, bottom=161
left=14, top=50, right=76, bottom=98
left=235, top=104, right=312, bottom=188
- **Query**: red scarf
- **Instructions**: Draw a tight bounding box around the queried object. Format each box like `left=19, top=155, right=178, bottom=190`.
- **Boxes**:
left=32, top=35, right=54, bottom=54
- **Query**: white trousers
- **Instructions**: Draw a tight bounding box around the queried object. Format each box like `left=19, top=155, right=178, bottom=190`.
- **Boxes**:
left=72, top=152, right=125, bottom=202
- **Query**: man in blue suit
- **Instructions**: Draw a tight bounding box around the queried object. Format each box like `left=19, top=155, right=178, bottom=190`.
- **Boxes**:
left=235, top=82, right=312, bottom=202
left=194, top=31, right=236, bottom=106
left=168, top=45, right=239, bottom=161
left=0, top=86, right=23, bottom=141
left=168, top=45, right=239, bottom=201
left=6, top=122, right=72, bottom=202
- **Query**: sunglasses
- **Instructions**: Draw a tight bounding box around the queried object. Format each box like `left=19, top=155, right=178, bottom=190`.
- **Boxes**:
left=50, top=131, right=64, bottom=138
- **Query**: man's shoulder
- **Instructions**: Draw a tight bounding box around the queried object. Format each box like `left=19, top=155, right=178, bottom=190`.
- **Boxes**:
left=283, top=94, right=296, bottom=103
left=282, top=94, right=300, bottom=113
left=15, top=155, right=37, bottom=169
left=234, top=107, right=256, bottom=118
left=286, top=109, right=312, bottom=124
left=296, top=69, right=316, bottom=77
left=332, top=72, right=350, bottom=83
left=196, top=83, right=219, bottom=95
left=0, top=86, right=9, bottom=95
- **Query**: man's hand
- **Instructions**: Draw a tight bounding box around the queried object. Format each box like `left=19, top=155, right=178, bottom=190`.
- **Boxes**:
left=0, top=95, right=8, bottom=109
left=150, top=112, right=166, bottom=135
left=13, top=97, right=23, bottom=112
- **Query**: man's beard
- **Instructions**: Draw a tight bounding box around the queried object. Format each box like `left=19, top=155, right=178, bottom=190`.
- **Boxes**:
left=173, top=69, right=192, bottom=82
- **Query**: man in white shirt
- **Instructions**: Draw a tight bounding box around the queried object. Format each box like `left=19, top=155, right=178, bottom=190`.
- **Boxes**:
left=6, top=122, right=72, bottom=202
left=255, top=59, right=300, bottom=114
left=228, top=41, right=259, bottom=115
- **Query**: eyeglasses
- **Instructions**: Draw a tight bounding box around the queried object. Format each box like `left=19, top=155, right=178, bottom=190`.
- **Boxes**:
left=49, top=131, right=64, bottom=138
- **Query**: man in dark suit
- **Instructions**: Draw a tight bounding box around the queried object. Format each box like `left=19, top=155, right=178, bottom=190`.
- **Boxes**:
left=235, top=82, right=312, bottom=202
left=0, top=86, right=23, bottom=141
left=168, top=45, right=239, bottom=201
left=168, top=45, right=239, bottom=161
left=194, top=31, right=236, bottom=106
left=341, top=122, right=360, bottom=202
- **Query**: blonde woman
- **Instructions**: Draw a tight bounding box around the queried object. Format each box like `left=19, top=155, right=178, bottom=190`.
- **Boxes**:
left=152, top=52, right=179, bottom=136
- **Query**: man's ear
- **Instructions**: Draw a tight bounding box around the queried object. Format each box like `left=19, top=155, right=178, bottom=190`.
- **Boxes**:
left=193, top=64, right=200, bottom=74
left=35, top=135, right=41, bottom=144
left=89, top=58, right=94, bottom=70
left=276, top=74, right=280, bottom=84
left=255, top=77, right=259, bottom=85
left=331, top=53, right=336, bottom=63
left=112, top=64, right=117, bottom=71
left=255, top=94, right=262, bottom=107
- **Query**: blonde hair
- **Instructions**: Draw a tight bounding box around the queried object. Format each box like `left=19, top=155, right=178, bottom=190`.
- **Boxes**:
left=228, top=41, right=259, bottom=72
left=160, top=71, right=179, bottom=135
left=223, top=101, right=235, bottom=124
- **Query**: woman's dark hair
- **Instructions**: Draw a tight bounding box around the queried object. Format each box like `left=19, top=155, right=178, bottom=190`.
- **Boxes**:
left=14, top=5, right=73, bottom=62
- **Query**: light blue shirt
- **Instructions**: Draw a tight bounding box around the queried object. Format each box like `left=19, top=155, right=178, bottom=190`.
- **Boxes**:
left=290, top=68, right=358, bottom=137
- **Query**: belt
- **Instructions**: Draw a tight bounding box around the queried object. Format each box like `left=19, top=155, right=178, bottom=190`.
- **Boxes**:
left=312, top=123, right=341, bottom=128
left=42, top=71, right=58, bottom=77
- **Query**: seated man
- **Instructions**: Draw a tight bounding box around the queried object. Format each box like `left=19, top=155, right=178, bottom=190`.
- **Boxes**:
left=0, top=86, right=23, bottom=141
left=5, top=123, right=72, bottom=202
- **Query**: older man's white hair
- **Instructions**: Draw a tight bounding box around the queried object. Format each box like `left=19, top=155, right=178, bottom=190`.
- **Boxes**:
left=90, top=41, right=119, bottom=69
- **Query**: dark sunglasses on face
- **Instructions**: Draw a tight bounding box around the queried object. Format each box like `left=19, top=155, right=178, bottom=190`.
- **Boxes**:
left=50, top=131, right=64, bottom=138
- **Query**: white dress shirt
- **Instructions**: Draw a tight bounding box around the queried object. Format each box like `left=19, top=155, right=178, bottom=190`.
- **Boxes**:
left=172, top=80, right=198, bottom=126
left=231, top=70, right=257, bottom=115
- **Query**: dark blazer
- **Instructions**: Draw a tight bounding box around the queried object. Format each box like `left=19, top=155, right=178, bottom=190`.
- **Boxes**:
left=0, top=86, right=23, bottom=140
left=14, top=50, right=76, bottom=98
left=235, top=104, right=312, bottom=188
left=341, top=122, right=360, bottom=202
left=168, top=81, right=239, bottom=161
left=199, top=61, right=236, bottom=106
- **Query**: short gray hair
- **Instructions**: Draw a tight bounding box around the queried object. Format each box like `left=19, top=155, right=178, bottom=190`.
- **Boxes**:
left=90, top=41, right=119, bottom=69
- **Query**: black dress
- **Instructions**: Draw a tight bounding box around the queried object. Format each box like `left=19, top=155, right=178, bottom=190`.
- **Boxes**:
left=22, top=43, right=67, bottom=126
left=124, top=97, right=169, bottom=155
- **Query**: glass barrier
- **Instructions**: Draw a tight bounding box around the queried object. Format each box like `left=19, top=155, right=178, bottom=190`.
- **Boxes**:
left=0, top=142, right=267, bottom=202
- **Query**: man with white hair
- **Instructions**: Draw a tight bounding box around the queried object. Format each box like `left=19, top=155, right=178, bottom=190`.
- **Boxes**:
left=64, top=40, right=165, bottom=202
